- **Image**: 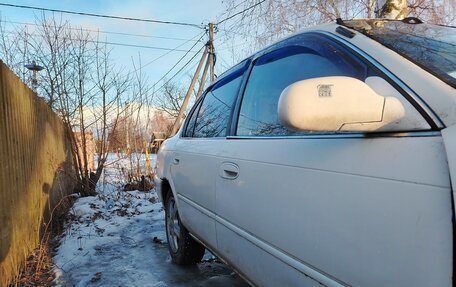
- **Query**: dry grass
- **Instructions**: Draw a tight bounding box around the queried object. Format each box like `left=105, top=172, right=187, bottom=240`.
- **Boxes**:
left=8, top=195, right=74, bottom=287
left=9, top=239, right=57, bottom=287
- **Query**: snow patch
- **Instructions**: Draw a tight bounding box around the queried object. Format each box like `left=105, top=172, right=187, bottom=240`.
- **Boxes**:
left=53, top=154, right=247, bottom=287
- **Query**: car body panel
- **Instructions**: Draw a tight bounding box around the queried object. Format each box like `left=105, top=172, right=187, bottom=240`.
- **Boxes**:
left=154, top=22, right=456, bottom=287
left=216, top=219, right=327, bottom=287
left=215, top=135, right=452, bottom=287
left=169, top=138, right=220, bottom=249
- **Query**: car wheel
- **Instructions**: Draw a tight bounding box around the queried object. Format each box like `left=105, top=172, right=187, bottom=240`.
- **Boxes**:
left=165, top=192, right=205, bottom=265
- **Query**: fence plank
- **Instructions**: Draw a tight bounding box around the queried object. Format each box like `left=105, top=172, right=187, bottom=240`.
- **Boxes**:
left=0, top=61, right=75, bottom=286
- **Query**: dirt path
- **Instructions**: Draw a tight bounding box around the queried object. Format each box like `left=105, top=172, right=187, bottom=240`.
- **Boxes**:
left=53, top=188, right=248, bottom=287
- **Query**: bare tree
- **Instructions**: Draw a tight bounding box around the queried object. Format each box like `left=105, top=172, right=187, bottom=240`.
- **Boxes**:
left=88, top=35, right=130, bottom=192
left=0, top=21, right=28, bottom=81
left=0, top=15, right=130, bottom=196
left=155, top=81, right=186, bottom=118
left=150, top=110, right=174, bottom=135
left=219, top=0, right=455, bottom=62
left=377, top=0, right=409, bottom=19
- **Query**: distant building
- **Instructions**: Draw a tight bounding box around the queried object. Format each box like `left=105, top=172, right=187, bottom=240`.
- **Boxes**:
left=73, top=131, right=95, bottom=172
left=150, top=132, right=167, bottom=153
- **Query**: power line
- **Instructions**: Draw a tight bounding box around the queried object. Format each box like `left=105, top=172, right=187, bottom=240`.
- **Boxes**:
left=126, top=46, right=204, bottom=120
left=173, top=59, right=201, bottom=84
left=216, top=27, right=260, bottom=39
left=217, top=0, right=266, bottom=25
left=216, top=0, right=250, bottom=21
left=125, top=37, right=206, bottom=116
left=151, top=39, right=204, bottom=89
left=0, top=2, right=203, bottom=29
left=2, top=20, right=202, bottom=41
left=1, top=29, right=200, bottom=52
left=1, top=25, right=205, bottom=86
left=101, top=41, right=199, bottom=52
left=127, top=32, right=205, bottom=77
left=85, top=33, right=206, bottom=119
left=152, top=45, right=205, bottom=94
left=0, top=29, right=205, bottom=101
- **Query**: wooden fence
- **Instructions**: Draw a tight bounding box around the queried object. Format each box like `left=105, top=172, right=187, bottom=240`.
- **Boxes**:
left=0, top=61, right=75, bottom=286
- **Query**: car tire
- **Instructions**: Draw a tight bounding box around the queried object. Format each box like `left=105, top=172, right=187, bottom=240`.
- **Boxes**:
left=165, top=192, right=205, bottom=265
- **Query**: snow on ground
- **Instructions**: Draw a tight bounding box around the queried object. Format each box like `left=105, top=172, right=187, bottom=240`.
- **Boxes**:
left=53, top=153, right=248, bottom=287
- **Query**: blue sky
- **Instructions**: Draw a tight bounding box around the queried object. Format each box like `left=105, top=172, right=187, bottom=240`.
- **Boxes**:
left=0, top=0, right=247, bottom=90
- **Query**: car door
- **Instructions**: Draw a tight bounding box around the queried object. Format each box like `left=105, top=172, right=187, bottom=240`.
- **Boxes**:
left=214, top=33, right=453, bottom=287
left=170, top=63, right=247, bottom=250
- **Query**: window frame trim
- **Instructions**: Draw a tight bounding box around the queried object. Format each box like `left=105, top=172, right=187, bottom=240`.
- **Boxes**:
left=322, top=31, right=443, bottom=129
left=229, top=31, right=443, bottom=139
left=181, top=92, right=205, bottom=138
left=227, top=131, right=441, bottom=140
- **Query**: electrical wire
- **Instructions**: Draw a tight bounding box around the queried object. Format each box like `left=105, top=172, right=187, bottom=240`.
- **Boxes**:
left=1, top=22, right=205, bottom=97
left=97, top=41, right=199, bottom=52
left=0, top=29, right=200, bottom=52
left=124, top=37, right=206, bottom=116
left=152, top=44, right=205, bottom=93
left=216, top=0, right=249, bottom=22
left=0, top=3, right=215, bottom=115
left=2, top=20, right=203, bottom=41
left=0, top=2, right=203, bottom=29
left=217, top=0, right=266, bottom=25
left=151, top=41, right=204, bottom=88
left=124, top=46, right=204, bottom=120
left=128, top=32, right=206, bottom=76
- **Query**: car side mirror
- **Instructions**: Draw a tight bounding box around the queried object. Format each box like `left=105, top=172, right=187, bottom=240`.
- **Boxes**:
left=278, top=76, right=405, bottom=132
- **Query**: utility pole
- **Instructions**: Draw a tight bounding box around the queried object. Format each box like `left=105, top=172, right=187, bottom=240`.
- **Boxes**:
left=170, top=22, right=216, bottom=135
left=170, top=46, right=208, bottom=135
left=196, top=48, right=211, bottom=99
left=208, top=22, right=215, bottom=82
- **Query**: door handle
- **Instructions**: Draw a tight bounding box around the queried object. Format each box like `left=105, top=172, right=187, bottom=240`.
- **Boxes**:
left=173, top=158, right=180, bottom=165
left=219, top=162, right=239, bottom=180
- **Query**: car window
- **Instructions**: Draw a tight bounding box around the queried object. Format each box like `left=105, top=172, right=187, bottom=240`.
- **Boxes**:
left=193, top=72, right=244, bottom=138
left=183, top=98, right=203, bottom=137
left=344, top=20, right=456, bottom=88
left=236, top=33, right=430, bottom=136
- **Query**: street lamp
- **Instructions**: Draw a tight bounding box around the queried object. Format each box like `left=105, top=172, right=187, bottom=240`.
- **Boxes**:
left=24, top=60, right=44, bottom=91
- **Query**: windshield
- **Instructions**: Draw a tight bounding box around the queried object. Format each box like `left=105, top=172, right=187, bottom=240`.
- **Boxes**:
left=344, top=20, right=456, bottom=88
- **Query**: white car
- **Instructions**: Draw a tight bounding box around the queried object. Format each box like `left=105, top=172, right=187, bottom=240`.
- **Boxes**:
left=155, top=18, right=456, bottom=287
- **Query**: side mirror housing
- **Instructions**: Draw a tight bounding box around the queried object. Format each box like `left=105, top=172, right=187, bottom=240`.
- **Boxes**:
left=278, top=76, right=405, bottom=132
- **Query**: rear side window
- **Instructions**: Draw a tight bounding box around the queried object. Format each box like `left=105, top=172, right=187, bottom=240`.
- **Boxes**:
left=237, top=34, right=369, bottom=136
left=192, top=72, right=244, bottom=138
left=183, top=99, right=202, bottom=137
